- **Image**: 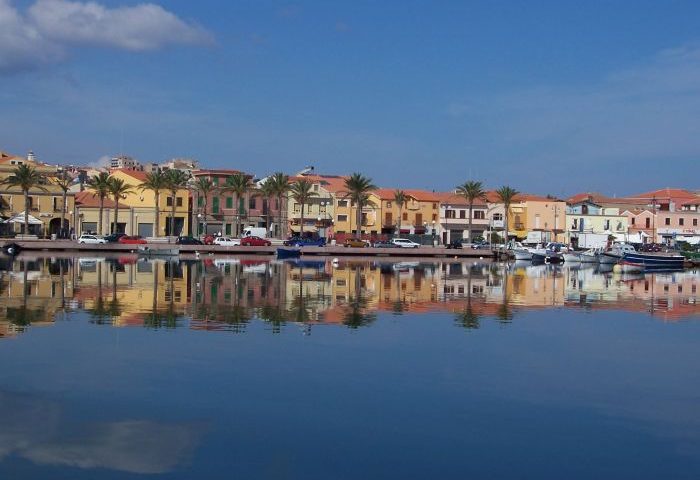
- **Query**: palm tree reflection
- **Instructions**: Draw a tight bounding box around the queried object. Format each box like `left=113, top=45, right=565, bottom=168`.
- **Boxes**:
left=144, top=261, right=184, bottom=329
left=342, top=265, right=376, bottom=329
left=455, top=267, right=480, bottom=329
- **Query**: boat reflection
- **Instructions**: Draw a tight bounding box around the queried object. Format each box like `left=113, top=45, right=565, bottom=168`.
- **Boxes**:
left=0, top=254, right=698, bottom=337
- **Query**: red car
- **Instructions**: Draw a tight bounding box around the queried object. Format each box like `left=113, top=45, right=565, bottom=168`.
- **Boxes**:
left=240, top=236, right=272, bottom=247
left=118, top=235, right=147, bottom=245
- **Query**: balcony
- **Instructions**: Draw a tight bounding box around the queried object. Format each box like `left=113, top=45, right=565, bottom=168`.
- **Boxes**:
left=491, top=220, right=504, bottom=228
left=514, top=223, right=525, bottom=230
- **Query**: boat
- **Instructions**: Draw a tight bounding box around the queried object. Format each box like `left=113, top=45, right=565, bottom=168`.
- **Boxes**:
left=598, top=243, right=636, bottom=265
left=1, top=242, right=22, bottom=256
left=618, top=260, right=644, bottom=274
left=562, top=252, right=582, bottom=263
left=137, top=246, right=180, bottom=256
left=532, top=251, right=564, bottom=263
left=513, top=248, right=533, bottom=261
left=276, top=247, right=301, bottom=259
left=621, top=251, right=685, bottom=271
left=579, top=248, right=601, bottom=263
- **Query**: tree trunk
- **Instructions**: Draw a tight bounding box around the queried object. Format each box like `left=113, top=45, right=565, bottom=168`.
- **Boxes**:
left=24, top=190, right=29, bottom=236
left=265, top=195, right=271, bottom=237
left=299, top=200, right=305, bottom=237
left=277, top=194, right=283, bottom=238
left=154, top=191, right=160, bottom=237
left=396, top=205, right=402, bottom=236
left=61, top=189, right=67, bottom=238
left=98, top=197, right=104, bottom=236
left=113, top=196, right=119, bottom=234
left=468, top=201, right=473, bottom=242
left=356, top=198, right=362, bottom=237
left=170, top=190, right=176, bottom=236
left=504, top=205, right=509, bottom=246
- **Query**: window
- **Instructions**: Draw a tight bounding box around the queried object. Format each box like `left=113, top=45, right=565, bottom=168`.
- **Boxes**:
left=665, top=217, right=671, bottom=225
left=313, top=184, right=319, bottom=192
left=433, top=203, right=437, bottom=209
left=293, top=203, right=301, bottom=213
left=198, top=197, right=204, bottom=207
left=176, top=197, right=182, bottom=207
left=307, top=204, right=313, bottom=213
left=679, top=217, right=684, bottom=226
left=338, top=200, right=348, bottom=208
left=572, top=218, right=578, bottom=229
left=212, top=177, right=219, bottom=185
left=212, top=197, right=220, bottom=213
left=386, top=201, right=392, bottom=208
left=226, top=197, right=233, bottom=209
left=694, top=219, right=698, bottom=226
left=166, top=197, right=173, bottom=207
left=225, top=224, right=232, bottom=235
left=337, top=214, right=348, bottom=222
left=432, top=213, right=437, bottom=221
left=403, top=212, right=408, bottom=221
left=459, top=210, right=466, bottom=219
left=446, top=210, right=456, bottom=219
left=616, top=222, right=623, bottom=231
left=474, top=210, right=485, bottom=220
left=249, top=197, right=256, bottom=210
left=604, top=220, right=610, bottom=230
left=493, top=213, right=503, bottom=221
left=631, top=217, right=635, bottom=225
left=645, top=218, right=650, bottom=228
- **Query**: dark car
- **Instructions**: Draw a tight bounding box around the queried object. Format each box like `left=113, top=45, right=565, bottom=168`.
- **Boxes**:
left=176, top=236, right=203, bottom=245
left=446, top=238, right=468, bottom=249
left=284, top=237, right=326, bottom=247
left=104, top=233, right=127, bottom=243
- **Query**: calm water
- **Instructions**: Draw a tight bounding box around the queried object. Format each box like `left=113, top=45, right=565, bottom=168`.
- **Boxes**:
left=1, top=254, right=699, bottom=479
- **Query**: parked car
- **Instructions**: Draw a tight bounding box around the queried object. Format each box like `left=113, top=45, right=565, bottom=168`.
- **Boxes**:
left=78, top=234, right=107, bottom=245
left=284, top=237, right=326, bottom=247
left=103, top=233, right=127, bottom=243
left=213, top=237, right=241, bottom=246
left=344, top=238, right=368, bottom=248
left=118, top=235, right=147, bottom=245
left=202, top=235, right=215, bottom=245
left=176, top=236, right=203, bottom=245
left=639, top=243, right=663, bottom=252
left=372, top=240, right=398, bottom=248
left=391, top=238, right=421, bottom=248
left=241, top=236, right=272, bottom=247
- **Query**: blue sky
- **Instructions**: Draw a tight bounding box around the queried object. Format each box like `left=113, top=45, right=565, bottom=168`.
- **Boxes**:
left=1, top=0, right=700, bottom=196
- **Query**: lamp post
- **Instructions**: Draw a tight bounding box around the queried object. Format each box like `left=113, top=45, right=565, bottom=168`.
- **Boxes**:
left=432, top=220, right=436, bottom=246
left=197, top=213, right=202, bottom=236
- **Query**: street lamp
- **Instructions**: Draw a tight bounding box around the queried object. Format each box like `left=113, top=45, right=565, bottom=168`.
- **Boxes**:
left=431, top=220, right=436, bottom=246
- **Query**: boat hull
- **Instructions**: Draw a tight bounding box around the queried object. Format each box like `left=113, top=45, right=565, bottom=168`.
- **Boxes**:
left=513, top=249, right=533, bottom=261
left=562, top=253, right=581, bottom=263
left=598, top=252, right=621, bottom=265
left=622, top=252, right=685, bottom=270
left=532, top=252, right=563, bottom=263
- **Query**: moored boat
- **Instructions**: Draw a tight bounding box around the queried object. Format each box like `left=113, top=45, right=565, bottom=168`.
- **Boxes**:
left=1, top=242, right=22, bottom=256
left=599, top=243, right=636, bottom=265
left=513, top=248, right=533, bottom=261
left=562, top=252, right=582, bottom=263
left=621, top=251, right=685, bottom=271
left=532, top=251, right=564, bottom=263
left=579, top=248, right=601, bottom=263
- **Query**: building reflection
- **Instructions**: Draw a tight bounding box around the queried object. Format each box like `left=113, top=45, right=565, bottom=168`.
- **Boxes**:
left=0, top=254, right=698, bottom=337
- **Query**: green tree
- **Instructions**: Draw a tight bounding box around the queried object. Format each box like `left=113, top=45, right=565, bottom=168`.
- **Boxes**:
left=343, top=173, right=377, bottom=236
left=139, top=170, right=168, bottom=237
left=268, top=172, right=290, bottom=238
left=107, top=177, right=133, bottom=234
left=289, top=178, right=318, bottom=237
left=193, top=177, right=216, bottom=235
left=1, top=164, right=47, bottom=236
left=163, top=170, right=190, bottom=237
left=495, top=185, right=519, bottom=246
left=257, top=180, right=277, bottom=238
left=86, top=172, right=111, bottom=235
left=393, top=189, right=406, bottom=235
left=456, top=180, right=486, bottom=242
left=223, top=173, right=253, bottom=237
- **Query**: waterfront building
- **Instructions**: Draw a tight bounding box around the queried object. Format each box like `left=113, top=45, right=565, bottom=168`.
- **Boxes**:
left=370, top=189, right=441, bottom=238
left=287, top=174, right=345, bottom=237
left=110, top=155, right=143, bottom=171
left=0, top=151, right=76, bottom=238
left=483, top=192, right=566, bottom=243
left=565, top=193, right=629, bottom=247
left=435, top=192, right=489, bottom=244
left=622, top=188, right=700, bottom=244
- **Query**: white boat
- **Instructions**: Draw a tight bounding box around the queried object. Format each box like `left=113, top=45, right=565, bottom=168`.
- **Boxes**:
left=562, top=252, right=582, bottom=263
left=579, top=248, right=601, bottom=263
left=598, top=243, right=635, bottom=265
left=513, top=248, right=533, bottom=261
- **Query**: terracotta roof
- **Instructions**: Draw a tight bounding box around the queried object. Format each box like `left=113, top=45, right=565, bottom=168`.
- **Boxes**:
left=481, top=190, right=559, bottom=203
left=373, top=188, right=441, bottom=202
left=291, top=174, right=349, bottom=194
left=624, top=188, right=699, bottom=206
left=75, top=190, right=127, bottom=208
left=110, top=168, right=149, bottom=182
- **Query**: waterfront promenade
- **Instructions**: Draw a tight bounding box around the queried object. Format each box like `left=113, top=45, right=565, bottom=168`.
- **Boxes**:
left=0, top=239, right=496, bottom=258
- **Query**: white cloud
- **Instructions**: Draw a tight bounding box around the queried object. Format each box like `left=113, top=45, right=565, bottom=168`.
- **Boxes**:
left=0, top=0, right=212, bottom=73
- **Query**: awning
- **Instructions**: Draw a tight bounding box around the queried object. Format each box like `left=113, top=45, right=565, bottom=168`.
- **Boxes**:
left=4, top=212, right=43, bottom=225
left=290, top=225, right=318, bottom=233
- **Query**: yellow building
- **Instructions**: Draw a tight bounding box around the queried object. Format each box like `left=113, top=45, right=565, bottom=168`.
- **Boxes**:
left=0, top=152, right=76, bottom=237
left=286, top=174, right=340, bottom=237
left=371, top=189, right=440, bottom=236
left=484, top=191, right=566, bottom=243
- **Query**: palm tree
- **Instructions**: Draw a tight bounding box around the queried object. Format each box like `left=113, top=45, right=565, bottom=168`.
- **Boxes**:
left=393, top=189, right=406, bottom=235
left=268, top=172, right=290, bottom=238
left=343, top=173, right=376, bottom=237
left=223, top=173, right=253, bottom=237
left=1, top=164, right=46, bottom=236
left=54, top=172, right=72, bottom=238
left=163, top=170, right=190, bottom=237
left=139, top=171, right=168, bottom=237
left=193, top=177, right=215, bottom=235
left=86, top=172, right=111, bottom=235
left=106, top=177, right=133, bottom=234
left=495, top=186, right=519, bottom=246
left=257, top=180, right=276, bottom=238
left=456, top=181, right=486, bottom=242
left=289, top=178, right=317, bottom=237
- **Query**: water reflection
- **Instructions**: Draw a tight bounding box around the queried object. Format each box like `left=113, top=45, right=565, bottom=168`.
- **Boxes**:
left=0, top=254, right=698, bottom=337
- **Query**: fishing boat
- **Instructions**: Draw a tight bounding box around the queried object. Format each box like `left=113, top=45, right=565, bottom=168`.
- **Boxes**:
left=138, top=246, right=180, bottom=257
left=598, top=243, right=636, bottom=265
left=579, top=248, right=601, bottom=263
left=618, top=260, right=644, bottom=274
left=1, top=242, right=22, bottom=256
left=532, top=251, right=564, bottom=263
left=621, top=251, right=685, bottom=271
left=513, top=248, right=534, bottom=261
left=276, top=247, right=301, bottom=259
left=562, top=251, right=582, bottom=263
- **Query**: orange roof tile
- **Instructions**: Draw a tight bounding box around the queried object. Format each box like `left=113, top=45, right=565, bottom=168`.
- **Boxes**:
left=75, top=190, right=128, bottom=208
left=110, top=169, right=149, bottom=182
left=373, top=188, right=441, bottom=202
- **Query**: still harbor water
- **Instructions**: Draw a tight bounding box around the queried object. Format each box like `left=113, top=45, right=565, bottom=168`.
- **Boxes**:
left=1, top=254, right=699, bottom=479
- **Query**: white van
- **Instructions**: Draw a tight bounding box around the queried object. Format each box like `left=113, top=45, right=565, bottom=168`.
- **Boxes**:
left=242, top=227, right=268, bottom=238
